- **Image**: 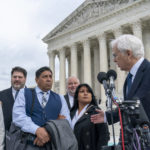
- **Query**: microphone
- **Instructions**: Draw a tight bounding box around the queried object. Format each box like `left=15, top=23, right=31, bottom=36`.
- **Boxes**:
left=97, top=72, right=108, bottom=93
left=107, top=70, right=117, bottom=101
left=107, top=69, right=117, bottom=90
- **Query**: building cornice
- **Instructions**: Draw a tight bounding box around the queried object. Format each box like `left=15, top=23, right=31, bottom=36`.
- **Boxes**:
left=42, top=0, right=145, bottom=43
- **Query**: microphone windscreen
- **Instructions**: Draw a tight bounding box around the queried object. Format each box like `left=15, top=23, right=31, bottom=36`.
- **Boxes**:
left=107, top=69, right=117, bottom=80
left=97, top=72, right=107, bottom=84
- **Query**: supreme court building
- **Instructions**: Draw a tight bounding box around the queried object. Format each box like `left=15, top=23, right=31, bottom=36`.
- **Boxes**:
left=42, top=0, right=150, bottom=106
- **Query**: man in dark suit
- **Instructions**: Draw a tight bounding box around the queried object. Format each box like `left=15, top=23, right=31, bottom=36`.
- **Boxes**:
left=91, top=34, right=150, bottom=124
left=64, top=76, right=80, bottom=110
left=0, top=66, right=27, bottom=131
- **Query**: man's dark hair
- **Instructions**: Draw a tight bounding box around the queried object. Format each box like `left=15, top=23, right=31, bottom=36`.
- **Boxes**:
left=11, top=66, right=27, bottom=77
left=36, top=66, right=52, bottom=78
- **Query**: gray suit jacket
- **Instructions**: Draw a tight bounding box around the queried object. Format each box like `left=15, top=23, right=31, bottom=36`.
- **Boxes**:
left=64, top=94, right=72, bottom=110
left=45, top=119, right=78, bottom=150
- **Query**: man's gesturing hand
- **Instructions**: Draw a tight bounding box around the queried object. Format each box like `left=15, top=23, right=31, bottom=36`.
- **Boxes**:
left=90, top=109, right=104, bottom=124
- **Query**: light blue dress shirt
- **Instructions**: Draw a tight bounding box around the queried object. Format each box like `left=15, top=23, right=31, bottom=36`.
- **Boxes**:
left=13, top=87, right=71, bottom=135
left=129, top=57, right=144, bottom=82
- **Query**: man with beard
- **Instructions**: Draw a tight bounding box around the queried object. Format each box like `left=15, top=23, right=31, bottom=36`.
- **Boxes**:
left=0, top=66, right=27, bottom=131
left=64, top=76, right=80, bottom=111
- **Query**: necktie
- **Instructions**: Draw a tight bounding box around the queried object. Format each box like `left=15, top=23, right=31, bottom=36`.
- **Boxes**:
left=41, top=92, right=47, bottom=108
left=15, top=90, right=19, bottom=99
left=126, top=72, right=132, bottom=96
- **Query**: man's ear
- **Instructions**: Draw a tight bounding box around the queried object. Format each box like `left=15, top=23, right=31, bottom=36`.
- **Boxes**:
left=35, top=77, right=38, bottom=83
left=126, top=50, right=132, bottom=57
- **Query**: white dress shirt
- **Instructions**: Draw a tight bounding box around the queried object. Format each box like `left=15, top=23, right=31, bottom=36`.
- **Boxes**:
left=0, top=102, right=4, bottom=150
left=71, top=104, right=88, bottom=129
left=13, top=87, right=71, bottom=135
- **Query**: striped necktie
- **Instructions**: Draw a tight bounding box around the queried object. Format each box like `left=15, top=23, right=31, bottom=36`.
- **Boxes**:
left=41, top=92, right=47, bottom=108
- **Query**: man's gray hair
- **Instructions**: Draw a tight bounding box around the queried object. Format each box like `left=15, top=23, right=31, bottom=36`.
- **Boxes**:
left=111, top=34, right=144, bottom=58
left=66, top=76, right=80, bottom=86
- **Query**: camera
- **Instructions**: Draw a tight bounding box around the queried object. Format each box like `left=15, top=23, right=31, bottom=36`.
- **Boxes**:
left=102, top=100, right=150, bottom=150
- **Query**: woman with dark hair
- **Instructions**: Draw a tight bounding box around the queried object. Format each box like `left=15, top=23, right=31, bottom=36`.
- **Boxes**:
left=70, top=83, right=110, bottom=150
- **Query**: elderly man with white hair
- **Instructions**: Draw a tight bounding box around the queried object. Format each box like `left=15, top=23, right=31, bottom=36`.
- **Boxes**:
left=91, top=34, right=150, bottom=149
left=64, top=76, right=80, bottom=111
left=91, top=34, right=150, bottom=124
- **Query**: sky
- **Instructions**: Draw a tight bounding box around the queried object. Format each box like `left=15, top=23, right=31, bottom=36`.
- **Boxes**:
left=0, top=0, right=85, bottom=90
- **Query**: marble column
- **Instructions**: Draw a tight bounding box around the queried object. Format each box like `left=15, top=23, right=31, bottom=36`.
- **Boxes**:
left=82, top=39, right=92, bottom=86
left=67, top=56, right=71, bottom=77
left=48, top=50, right=55, bottom=91
left=93, top=46, right=101, bottom=99
left=143, top=28, right=150, bottom=60
left=113, top=27, right=126, bottom=97
left=70, top=43, right=78, bottom=77
left=59, top=48, right=66, bottom=94
left=98, top=33, right=108, bottom=108
left=132, top=20, right=142, bottom=40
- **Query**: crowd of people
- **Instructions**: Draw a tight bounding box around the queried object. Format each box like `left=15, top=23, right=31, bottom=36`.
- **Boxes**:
left=0, top=66, right=109, bottom=150
left=0, top=34, right=150, bottom=150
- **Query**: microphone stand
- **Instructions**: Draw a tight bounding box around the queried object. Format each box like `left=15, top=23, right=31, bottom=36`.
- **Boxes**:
left=105, top=88, right=116, bottom=148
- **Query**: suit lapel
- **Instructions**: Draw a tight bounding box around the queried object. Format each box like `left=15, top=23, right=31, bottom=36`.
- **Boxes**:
left=9, top=87, right=15, bottom=102
left=64, top=94, right=71, bottom=110
left=123, top=78, right=127, bottom=100
left=76, top=105, right=94, bottom=123
left=127, top=59, right=148, bottom=99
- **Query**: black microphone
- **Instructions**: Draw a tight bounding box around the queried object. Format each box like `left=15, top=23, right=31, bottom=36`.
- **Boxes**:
left=97, top=72, right=108, bottom=93
left=107, top=69, right=117, bottom=89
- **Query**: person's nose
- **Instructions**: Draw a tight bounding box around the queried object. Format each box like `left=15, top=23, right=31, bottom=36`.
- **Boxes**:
left=47, top=77, right=51, bottom=81
left=84, top=91, right=88, bottom=95
left=15, top=77, right=20, bottom=80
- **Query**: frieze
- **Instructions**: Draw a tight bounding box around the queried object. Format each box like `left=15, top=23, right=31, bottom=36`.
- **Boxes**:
left=47, top=0, right=140, bottom=39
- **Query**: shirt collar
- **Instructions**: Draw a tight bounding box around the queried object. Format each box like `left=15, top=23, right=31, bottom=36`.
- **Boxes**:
left=68, top=93, right=74, bottom=99
left=35, top=86, right=50, bottom=94
left=130, top=57, right=144, bottom=77
left=12, top=87, right=24, bottom=92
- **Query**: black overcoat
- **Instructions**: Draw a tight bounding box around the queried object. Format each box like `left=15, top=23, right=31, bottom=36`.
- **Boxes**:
left=72, top=105, right=110, bottom=150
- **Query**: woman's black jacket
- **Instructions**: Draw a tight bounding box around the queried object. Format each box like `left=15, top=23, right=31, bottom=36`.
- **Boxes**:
left=71, top=105, right=110, bottom=150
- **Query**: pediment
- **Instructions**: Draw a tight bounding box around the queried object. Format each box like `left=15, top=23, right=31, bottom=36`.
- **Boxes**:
left=43, top=0, right=139, bottom=42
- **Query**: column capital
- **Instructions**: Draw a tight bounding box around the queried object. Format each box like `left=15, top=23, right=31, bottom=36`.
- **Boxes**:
left=47, top=50, right=56, bottom=57
left=58, top=47, right=66, bottom=55
left=96, top=32, right=106, bottom=40
left=131, top=19, right=142, bottom=40
left=69, top=43, right=77, bottom=48
left=112, top=27, right=122, bottom=38
left=131, top=19, right=142, bottom=28
left=81, top=38, right=90, bottom=45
